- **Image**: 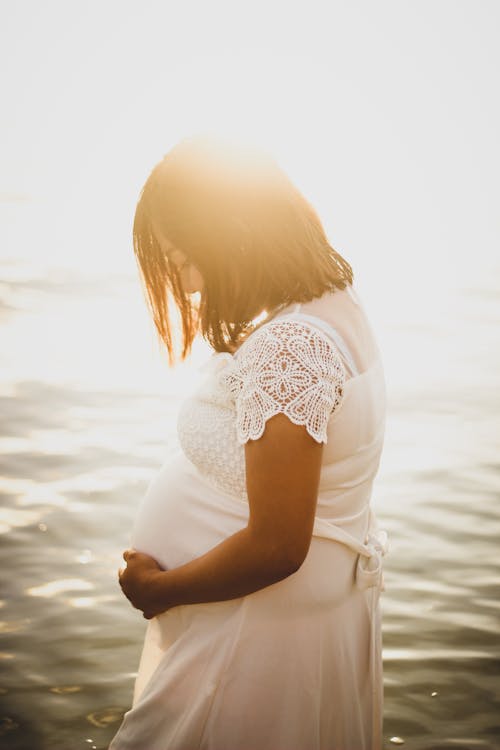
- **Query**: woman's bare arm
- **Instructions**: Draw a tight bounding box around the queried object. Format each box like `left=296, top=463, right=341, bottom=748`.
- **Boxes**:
left=118, top=413, right=323, bottom=618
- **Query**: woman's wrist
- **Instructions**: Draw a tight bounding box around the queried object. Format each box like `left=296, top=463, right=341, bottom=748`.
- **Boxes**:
left=151, top=569, right=175, bottom=614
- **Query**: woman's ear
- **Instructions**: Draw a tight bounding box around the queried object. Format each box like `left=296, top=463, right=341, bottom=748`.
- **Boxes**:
left=184, top=264, right=204, bottom=295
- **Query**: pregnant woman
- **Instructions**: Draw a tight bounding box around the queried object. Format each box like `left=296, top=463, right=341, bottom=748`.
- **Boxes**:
left=110, top=135, right=388, bottom=750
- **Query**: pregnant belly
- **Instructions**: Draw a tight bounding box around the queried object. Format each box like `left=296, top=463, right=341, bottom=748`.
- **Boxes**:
left=131, top=450, right=249, bottom=571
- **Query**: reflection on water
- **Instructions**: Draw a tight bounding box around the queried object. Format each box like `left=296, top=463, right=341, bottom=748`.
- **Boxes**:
left=0, top=249, right=499, bottom=749
left=86, top=709, right=126, bottom=729
left=26, top=579, right=94, bottom=598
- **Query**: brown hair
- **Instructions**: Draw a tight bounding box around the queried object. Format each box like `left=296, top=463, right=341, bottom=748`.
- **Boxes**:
left=133, top=135, right=353, bottom=364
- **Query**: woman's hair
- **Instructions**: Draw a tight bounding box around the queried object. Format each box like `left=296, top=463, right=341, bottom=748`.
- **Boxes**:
left=133, top=135, right=353, bottom=363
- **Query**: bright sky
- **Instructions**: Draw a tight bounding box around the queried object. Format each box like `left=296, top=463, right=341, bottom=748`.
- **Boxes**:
left=1, top=1, right=499, bottom=310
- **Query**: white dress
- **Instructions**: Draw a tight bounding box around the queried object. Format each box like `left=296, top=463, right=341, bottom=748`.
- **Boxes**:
left=109, top=283, right=388, bottom=750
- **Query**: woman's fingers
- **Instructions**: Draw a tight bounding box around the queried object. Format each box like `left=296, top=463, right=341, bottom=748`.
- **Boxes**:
left=122, top=548, right=138, bottom=561
left=117, top=549, right=165, bottom=619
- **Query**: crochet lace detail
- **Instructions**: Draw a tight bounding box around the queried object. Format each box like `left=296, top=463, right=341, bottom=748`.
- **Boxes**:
left=177, top=353, right=248, bottom=498
left=223, top=319, right=346, bottom=445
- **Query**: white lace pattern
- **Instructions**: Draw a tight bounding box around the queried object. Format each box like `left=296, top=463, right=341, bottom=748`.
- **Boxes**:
left=223, top=319, right=346, bottom=444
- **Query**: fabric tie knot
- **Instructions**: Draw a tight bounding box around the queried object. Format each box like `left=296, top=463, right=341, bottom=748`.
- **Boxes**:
left=355, top=529, right=389, bottom=592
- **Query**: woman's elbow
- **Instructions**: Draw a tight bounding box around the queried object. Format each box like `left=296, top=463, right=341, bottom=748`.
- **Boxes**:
left=246, top=522, right=312, bottom=580
left=265, top=539, right=311, bottom=579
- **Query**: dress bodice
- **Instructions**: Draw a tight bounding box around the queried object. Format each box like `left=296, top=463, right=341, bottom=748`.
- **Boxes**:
left=177, top=285, right=387, bottom=506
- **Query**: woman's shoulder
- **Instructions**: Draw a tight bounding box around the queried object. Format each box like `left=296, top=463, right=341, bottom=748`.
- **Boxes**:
left=232, top=313, right=339, bottom=364
left=232, top=288, right=338, bottom=352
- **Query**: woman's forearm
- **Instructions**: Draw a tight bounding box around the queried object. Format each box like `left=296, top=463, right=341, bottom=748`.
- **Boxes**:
left=152, top=526, right=301, bottom=610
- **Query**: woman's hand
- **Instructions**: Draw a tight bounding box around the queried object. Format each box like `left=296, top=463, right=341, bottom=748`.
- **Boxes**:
left=118, top=549, right=171, bottom=620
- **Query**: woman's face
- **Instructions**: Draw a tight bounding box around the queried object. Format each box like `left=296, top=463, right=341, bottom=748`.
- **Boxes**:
left=168, top=247, right=204, bottom=294
left=154, top=223, right=204, bottom=294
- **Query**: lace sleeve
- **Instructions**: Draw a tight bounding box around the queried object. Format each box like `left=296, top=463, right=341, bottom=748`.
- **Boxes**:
left=225, top=319, right=346, bottom=445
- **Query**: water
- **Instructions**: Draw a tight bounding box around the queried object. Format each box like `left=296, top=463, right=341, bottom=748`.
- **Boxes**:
left=1, top=234, right=499, bottom=749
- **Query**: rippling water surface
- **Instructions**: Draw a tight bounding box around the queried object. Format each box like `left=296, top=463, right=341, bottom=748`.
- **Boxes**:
left=0, top=231, right=499, bottom=749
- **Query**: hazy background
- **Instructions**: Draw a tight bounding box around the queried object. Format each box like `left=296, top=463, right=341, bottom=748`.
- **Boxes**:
left=1, top=1, right=499, bottom=748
